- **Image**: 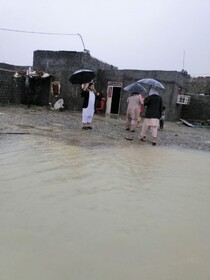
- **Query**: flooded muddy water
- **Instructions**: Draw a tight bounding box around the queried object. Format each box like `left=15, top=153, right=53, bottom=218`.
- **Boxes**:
left=0, top=134, right=210, bottom=280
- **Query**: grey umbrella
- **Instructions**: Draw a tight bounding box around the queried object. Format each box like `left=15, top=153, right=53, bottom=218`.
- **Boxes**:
left=124, top=82, right=146, bottom=93
left=137, top=78, right=165, bottom=89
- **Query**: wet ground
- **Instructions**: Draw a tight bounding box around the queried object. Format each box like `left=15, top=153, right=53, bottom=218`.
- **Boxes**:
left=0, top=105, right=210, bottom=151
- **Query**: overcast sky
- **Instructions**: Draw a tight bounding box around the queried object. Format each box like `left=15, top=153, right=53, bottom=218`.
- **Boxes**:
left=0, top=0, right=209, bottom=77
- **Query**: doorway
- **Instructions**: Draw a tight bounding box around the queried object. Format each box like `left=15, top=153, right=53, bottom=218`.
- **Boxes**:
left=110, top=87, right=121, bottom=114
left=106, top=82, right=123, bottom=115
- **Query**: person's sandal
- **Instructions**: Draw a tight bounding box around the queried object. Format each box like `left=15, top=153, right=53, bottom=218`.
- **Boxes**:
left=152, top=138, right=157, bottom=145
left=140, top=136, right=146, bottom=142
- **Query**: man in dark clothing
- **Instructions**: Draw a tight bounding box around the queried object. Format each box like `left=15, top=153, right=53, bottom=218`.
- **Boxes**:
left=139, top=88, right=162, bottom=145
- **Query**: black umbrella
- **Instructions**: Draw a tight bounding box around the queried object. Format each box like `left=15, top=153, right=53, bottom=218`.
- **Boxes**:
left=69, top=69, right=95, bottom=84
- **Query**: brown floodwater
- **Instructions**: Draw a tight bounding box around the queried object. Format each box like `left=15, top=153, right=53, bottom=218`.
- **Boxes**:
left=0, top=134, right=210, bottom=280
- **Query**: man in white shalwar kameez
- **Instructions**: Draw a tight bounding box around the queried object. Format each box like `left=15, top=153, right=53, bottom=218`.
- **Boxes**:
left=126, top=93, right=144, bottom=132
left=81, top=82, right=97, bottom=129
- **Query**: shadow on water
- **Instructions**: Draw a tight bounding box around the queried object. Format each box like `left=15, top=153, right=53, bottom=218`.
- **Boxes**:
left=0, top=134, right=210, bottom=280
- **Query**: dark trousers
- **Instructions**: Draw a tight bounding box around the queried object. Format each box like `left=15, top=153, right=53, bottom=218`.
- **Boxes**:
left=160, top=119, right=164, bottom=129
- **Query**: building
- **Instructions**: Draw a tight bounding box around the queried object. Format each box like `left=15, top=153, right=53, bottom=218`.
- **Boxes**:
left=1, top=51, right=210, bottom=122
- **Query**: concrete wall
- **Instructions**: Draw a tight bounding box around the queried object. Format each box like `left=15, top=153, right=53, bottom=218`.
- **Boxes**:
left=33, top=51, right=189, bottom=120
left=33, top=50, right=117, bottom=111
left=96, top=69, right=188, bottom=121
left=1, top=52, right=210, bottom=122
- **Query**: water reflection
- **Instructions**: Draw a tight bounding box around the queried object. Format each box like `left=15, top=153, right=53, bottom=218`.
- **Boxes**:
left=0, top=134, right=210, bottom=280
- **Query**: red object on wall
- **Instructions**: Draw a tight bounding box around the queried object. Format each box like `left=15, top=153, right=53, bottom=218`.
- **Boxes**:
left=96, top=98, right=105, bottom=114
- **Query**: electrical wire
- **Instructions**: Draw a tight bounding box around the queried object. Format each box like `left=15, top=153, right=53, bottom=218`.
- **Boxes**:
left=0, top=27, right=87, bottom=50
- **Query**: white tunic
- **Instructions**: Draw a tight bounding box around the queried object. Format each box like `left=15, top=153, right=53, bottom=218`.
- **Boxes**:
left=82, top=91, right=95, bottom=123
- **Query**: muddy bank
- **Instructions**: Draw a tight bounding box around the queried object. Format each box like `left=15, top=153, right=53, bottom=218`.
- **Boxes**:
left=0, top=105, right=210, bottom=152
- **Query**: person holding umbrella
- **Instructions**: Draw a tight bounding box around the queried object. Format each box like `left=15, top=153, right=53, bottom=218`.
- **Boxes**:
left=139, top=87, right=162, bottom=145
left=81, top=82, right=99, bottom=130
left=124, top=82, right=146, bottom=132
left=126, top=92, right=144, bottom=132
